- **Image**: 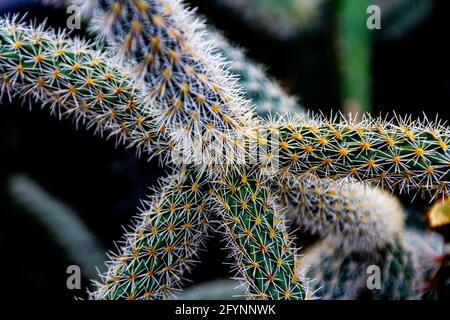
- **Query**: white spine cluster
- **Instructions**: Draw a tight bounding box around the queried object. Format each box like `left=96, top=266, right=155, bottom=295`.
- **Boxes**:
left=280, top=177, right=405, bottom=251
left=86, top=0, right=258, bottom=165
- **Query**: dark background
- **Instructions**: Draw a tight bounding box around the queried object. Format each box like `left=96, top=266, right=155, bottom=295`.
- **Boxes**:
left=0, top=0, right=449, bottom=299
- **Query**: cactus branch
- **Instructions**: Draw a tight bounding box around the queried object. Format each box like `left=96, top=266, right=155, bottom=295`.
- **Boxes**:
left=90, top=169, right=211, bottom=300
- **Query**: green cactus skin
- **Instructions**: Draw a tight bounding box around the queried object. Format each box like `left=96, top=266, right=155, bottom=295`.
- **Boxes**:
left=304, top=235, right=417, bottom=300
left=268, top=115, right=450, bottom=198
left=214, top=167, right=307, bottom=300
left=90, top=169, right=211, bottom=300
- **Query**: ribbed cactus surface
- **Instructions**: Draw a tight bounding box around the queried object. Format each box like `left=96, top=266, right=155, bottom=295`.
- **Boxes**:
left=215, top=168, right=307, bottom=299
left=91, top=169, right=211, bottom=299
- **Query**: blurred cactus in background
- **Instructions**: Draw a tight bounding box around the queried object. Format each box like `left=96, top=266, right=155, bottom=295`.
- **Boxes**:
left=0, top=0, right=449, bottom=301
left=7, top=174, right=106, bottom=279
left=215, top=0, right=328, bottom=39
left=178, top=279, right=246, bottom=300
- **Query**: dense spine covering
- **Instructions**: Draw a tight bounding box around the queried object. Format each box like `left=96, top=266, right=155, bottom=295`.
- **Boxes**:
left=0, top=13, right=307, bottom=299
left=267, top=115, right=450, bottom=198
left=279, top=178, right=405, bottom=251
left=91, top=169, right=211, bottom=300
left=78, top=1, right=447, bottom=228
left=214, top=168, right=307, bottom=299
left=76, top=0, right=308, bottom=299
left=0, top=17, right=167, bottom=157
left=61, top=1, right=450, bottom=201
left=86, top=0, right=257, bottom=162
left=298, top=190, right=424, bottom=300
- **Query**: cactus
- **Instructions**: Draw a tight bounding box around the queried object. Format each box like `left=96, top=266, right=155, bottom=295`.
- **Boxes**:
left=213, top=168, right=308, bottom=299
left=2, top=0, right=450, bottom=301
left=61, top=0, right=309, bottom=299
left=56, top=1, right=450, bottom=204
left=0, top=18, right=211, bottom=299
left=299, top=189, right=446, bottom=300
left=0, top=16, right=167, bottom=156
left=298, top=188, right=416, bottom=299
left=75, top=2, right=450, bottom=197
left=0, top=14, right=306, bottom=298
left=268, top=114, right=450, bottom=198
